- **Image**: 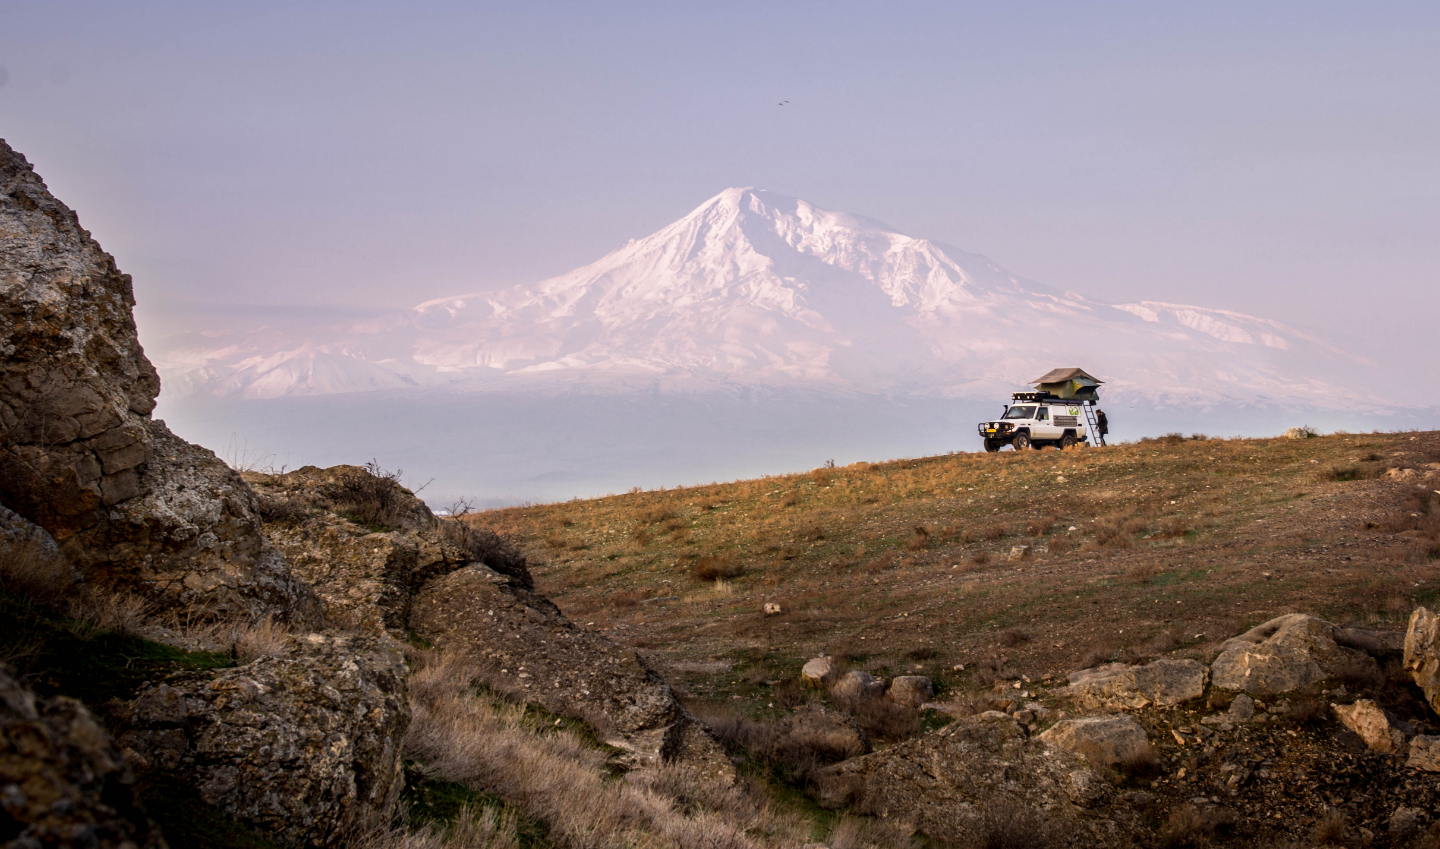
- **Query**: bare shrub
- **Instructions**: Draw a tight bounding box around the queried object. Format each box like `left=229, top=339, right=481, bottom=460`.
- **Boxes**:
left=1094, top=518, right=1133, bottom=548
left=968, top=797, right=1059, bottom=849
left=636, top=506, right=676, bottom=525
left=335, top=461, right=411, bottom=529
left=1077, top=642, right=1113, bottom=670
left=970, top=551, right=990, bottom=567
left=851, top=696, right=920, bottom=743
left=69, top=588, right=150, bottom=636
left=255, top=492, right=309, bottom=523
left=441, top=521, right=528, bottom=585
left=1123, top=517, right=1149, bottom=535
left=906, top=527, right=930, bottom=551
left=1155, top=516, right=1192, bottom=539
left=1158, top=804, right=1237, bottom=848
left=1322, top=465, right=1363, bottom=482
left=610, top=589, right=649, bottom=609
left=905, top=646, right=937, bottom=661
left=999, top=628, right=1030, bottom=648
left=691, top=555, right=743, bottom=582
left=1142, top=628, right=1182, bottom=657
left=864, top=553, right=896, bottom=574
left=631, top=527, right=653, bottom=545
left=1119, top=741, right=1162, bottom=779
left=232, top=616, right=291, bottom=662
left=773, top=678, right=806, bottom=709
left=982, top=525, right=1008, bottom=541
left=1026, top=518, right=1053, bottom=538
left=1126, top=562, right=1159, bottom=583
left=781, top=491, right=801, bottom=508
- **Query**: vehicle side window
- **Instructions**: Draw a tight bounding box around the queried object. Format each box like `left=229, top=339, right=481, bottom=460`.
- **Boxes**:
left=1035, top=407, right=1048, bottom=421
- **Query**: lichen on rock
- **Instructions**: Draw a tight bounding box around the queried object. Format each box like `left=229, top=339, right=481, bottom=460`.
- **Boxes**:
left=0, top=664, right=165, bottom=848
left=118, top=631, right=409, bottom=848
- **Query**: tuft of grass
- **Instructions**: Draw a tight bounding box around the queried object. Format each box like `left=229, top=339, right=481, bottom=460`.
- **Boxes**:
left=1157, top=804, right=1236, bottom=848
left=692, top=555, right=744, bottom=582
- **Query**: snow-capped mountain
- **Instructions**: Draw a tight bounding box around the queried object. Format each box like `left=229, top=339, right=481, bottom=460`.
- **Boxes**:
left=148, top=188, right=1393, bottom=410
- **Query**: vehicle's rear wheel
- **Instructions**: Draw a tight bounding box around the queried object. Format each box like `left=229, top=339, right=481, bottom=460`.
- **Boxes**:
left=1012, top=432, right=1031, bottom=451
left=983, top=439, right=1001, bottom=453
left=1060, top=433, right=1076, bottom=449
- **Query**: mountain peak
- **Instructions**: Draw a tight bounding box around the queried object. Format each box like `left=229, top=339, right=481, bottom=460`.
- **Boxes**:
left=151, top=190, right=1391, bottom=409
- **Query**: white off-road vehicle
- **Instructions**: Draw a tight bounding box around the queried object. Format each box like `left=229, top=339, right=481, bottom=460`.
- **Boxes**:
left=978, top=368, right=1106, bottom=452
left=978, top=393, right=1094, bottom=452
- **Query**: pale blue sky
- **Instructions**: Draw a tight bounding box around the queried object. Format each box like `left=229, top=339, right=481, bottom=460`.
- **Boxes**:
left=4, top=1, right=1438, bottom=363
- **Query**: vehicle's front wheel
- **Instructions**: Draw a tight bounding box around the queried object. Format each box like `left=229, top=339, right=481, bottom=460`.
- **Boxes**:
left=1012, top=432, right=1031, bottom=451
left=983, top=439, right=1001, bottom=453
left=1060, top=433, right=1076, bottom=449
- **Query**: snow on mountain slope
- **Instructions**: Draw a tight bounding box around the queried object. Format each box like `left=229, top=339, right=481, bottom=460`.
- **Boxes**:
left=148, top=188, right=1396, bottom=409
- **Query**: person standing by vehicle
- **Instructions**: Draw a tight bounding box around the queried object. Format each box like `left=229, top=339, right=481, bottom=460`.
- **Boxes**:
left=1096, top=409, right=1109, bottom=446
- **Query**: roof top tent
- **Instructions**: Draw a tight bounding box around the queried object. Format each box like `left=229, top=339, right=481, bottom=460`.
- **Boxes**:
left=1029, top=367, right=1103, bottom=401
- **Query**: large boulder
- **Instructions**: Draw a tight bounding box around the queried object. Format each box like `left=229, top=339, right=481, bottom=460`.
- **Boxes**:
left=1210, top=613, right=1380, bottom=695
left=888, top=675, right=935, bottom=707
left=1405, top=607, right=1440, bottom=711
left=0, top=665, right=165, bottom=848
left=0, top=140, right=319, bottom=627
left=816, top=714, right=1140, bottom=847
left=117, top=632, right=408, bottom=848
left=1062, top=658, right=1207, bottom=710
left=409, top=563, right=733, bottom=779
left=801, top=656, right=837, bottom=688
left=1038, top=715, right=1152, bottom=767
left=832, top=670, right=886, bottom=703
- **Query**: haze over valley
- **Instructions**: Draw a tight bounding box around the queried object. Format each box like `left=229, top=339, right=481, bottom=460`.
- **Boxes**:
left=147, top=189, right=1428, bottom=506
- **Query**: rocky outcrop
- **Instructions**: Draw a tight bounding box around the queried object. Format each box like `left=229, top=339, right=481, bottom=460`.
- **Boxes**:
left=410, top=563, right=733, bottom=779
left=118, top=632, right=408, bottom=848
left=1405, top=607, right=1440, bottom=712
left=817, top=713, right=1138, bottom=847
left=1039, top=715, right=1152, bottom=767
left=0, top=665, right=165, bottom=848
left=0, top=140, right=319, bottom=627
left=1062, top=658, right=1207, bottom=710
left=245, top=465, right=529, bottom=632
left=1210, top=613, right=1380, bottom=695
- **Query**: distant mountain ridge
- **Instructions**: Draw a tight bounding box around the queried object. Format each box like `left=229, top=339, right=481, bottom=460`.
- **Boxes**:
left=148, top=188, right=1392, bottom=410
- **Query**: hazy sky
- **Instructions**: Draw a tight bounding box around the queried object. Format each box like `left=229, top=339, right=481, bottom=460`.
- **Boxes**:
left=4, top=1, right=1438, bottom=363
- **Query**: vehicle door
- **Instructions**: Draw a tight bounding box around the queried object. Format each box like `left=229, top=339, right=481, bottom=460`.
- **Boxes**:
left=1033, top=406, right=1059, bottom=440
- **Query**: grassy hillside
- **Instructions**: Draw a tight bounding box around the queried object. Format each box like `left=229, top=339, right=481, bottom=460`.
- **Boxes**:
left=474, top=430, right=1440, bottom=715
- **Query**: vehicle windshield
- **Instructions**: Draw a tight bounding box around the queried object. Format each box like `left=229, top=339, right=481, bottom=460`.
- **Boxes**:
left=1003, top=405, right=1036, bottom=420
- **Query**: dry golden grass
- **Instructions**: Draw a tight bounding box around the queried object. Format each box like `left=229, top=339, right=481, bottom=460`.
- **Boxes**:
left=467, top=430, right=1440, bottom=738
left=401, top=651, right=887, bottom=849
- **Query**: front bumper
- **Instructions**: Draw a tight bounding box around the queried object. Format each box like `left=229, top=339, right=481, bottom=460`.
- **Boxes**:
left=978, top=422, right=1014, bottom=439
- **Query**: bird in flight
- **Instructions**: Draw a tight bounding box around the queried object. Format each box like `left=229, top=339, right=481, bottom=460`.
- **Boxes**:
left=778, top=100, right=789, bottom=106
